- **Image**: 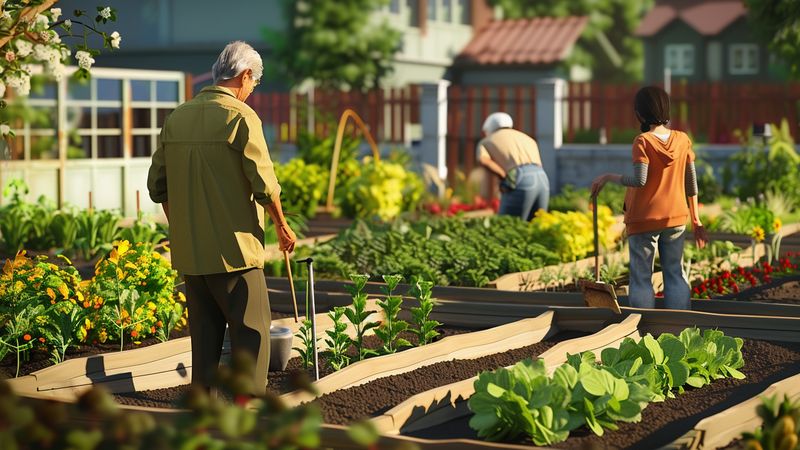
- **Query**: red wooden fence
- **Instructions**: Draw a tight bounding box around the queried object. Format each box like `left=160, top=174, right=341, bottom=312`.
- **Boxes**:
left=563, top=81, right=800, bottom=144
left=446, top=84, right=537, bottom=184
left=245, top=86, right=421, bottom=144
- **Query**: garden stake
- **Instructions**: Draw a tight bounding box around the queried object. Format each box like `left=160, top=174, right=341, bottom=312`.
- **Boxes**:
left=298, top=257, right=319, bottom=380
left=283, top=251, right=300, bottom=322
left=581, top=196, right=621, bottom=313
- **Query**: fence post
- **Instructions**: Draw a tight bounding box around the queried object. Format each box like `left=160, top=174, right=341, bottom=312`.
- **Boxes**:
left=420, top=80, right=450, bottom=195
left=535, top=78, right=565, bottom=193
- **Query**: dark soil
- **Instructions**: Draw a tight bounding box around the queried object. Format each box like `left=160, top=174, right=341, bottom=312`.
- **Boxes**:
left=409, top=339, right=800, bottom=450
left=316, top=330, right=588, bottom=425
left=721, top=275, right=800, bottom=305
left=112, top=325, right=476, bottom=409
left=0, top=310, right=296, bottom=380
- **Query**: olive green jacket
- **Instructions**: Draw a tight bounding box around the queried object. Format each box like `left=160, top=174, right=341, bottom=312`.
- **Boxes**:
left=147, top=86, right=281, bottom=275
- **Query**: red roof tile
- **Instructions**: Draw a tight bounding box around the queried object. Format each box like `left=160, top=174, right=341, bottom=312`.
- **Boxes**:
left=457, top=16, right=589, bottom=66
left=636, top=0, right=747, bottom=37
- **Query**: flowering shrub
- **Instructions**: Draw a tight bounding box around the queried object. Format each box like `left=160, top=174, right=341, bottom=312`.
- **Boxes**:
left=424, top=196, right=500, bottom=216
left=86, top=241, right=185, bottom=346
left=339, top=158, right=425, bottom=221
left=530, top=206, right=618, bottom=262
left=273, top=158, right=327, bottom=218
left=692, top=252, right=800, bottom=299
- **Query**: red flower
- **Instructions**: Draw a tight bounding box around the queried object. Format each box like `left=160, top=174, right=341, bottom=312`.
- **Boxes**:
left=23, top=334, right=31, bottom=341
left=763, top=275, right=772, bottom=283
left=732, top=284, right=739, bottom=293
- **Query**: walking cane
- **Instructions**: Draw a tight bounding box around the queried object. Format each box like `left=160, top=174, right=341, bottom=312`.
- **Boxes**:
left=297, top=257, right=319, bottom=381
left=282, top=251, right=300, bottom=323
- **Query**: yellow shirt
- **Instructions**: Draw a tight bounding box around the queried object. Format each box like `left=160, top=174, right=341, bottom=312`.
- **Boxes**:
left=476, top=128, right=543, bottom=172
left=147, top=86, right=281, bottom=275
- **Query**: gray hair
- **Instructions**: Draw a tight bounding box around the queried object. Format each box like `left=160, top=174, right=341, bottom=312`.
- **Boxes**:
left=212, top=41, right=263, bottom=84
left=482, top=112, right=514, bottom=135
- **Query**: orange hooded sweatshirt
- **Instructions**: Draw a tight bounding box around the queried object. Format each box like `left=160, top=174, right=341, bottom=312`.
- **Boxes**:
left=623, top=131, right=695, bottom=235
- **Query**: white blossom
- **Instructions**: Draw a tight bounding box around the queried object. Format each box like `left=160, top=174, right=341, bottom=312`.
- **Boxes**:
left=32, top=13, right=49, bottom=31
left=64, top=19, right=72, bottom=29
left=0, top=124, right=10, bottom=136
left=49, top=62, right=66, bottom=81
left=110, top=31, right=121, bottom=49
left=50, top=8, right=62, bottom=21
left=0, top=81, right=5, bottom=99
left=6, top=73, right=31, bottom=96
left=60, top=47, right=71, bottom=60
left=99, top=7, right=112, bottom=19
left=1, top=11, right=11, bottom=22
left=75, top=50, right=95, bottom=70
left=15, top=40, right=33, bottom=58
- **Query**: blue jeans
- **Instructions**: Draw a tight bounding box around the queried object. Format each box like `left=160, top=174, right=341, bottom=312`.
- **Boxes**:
left=628, top=226, right=691, bottom=310
left=499, top=164, right=550, bottom=221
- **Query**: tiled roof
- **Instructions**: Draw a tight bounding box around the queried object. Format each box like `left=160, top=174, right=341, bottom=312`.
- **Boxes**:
left=456, top=16, right=589, bottom=66
left=635, top=0, right=747, bottom=37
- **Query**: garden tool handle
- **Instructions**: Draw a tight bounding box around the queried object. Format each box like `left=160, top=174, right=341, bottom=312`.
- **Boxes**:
left=593, top=196, right=600, bottom=282
left=283, top=251, right=299, bottom=323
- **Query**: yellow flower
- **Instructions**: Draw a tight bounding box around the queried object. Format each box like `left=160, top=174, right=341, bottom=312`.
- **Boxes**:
left=58, top=283, right=69, bottom=299
left=773, top=218, right=782, bottom=232
left=117, top=268, right=124, bottom=280
left=751, top=225, right=766, bottom=243
left=46, top=288, right=56, bottom=301
left=116, top=240, right=131, bottom=256
left=98, top=329, right=108, bottom=343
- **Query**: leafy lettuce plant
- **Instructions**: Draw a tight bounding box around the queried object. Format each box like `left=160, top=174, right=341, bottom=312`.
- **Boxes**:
left=469, top=359, right=573, bottom=445
left=679, top=328, right=745, bottom=388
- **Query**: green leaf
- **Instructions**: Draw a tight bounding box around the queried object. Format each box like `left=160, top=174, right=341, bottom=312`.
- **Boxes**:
left=642, top=335, right=665, bottom=364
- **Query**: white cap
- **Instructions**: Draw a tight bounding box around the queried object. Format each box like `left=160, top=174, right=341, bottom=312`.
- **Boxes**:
left=482, top=112, right=513, bottom=134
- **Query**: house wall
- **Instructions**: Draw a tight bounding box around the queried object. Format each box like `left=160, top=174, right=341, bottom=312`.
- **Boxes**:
left=643, top=21, right=706, bottom=83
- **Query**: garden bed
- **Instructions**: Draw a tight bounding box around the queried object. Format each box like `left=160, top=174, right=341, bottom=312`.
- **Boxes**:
left=403, top=338, right=800, bottom=450
left=719, top=274, right=800, bottom=305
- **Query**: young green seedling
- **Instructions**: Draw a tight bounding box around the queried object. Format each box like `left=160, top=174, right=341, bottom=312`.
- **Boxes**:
left=292, top=319, right=316, bottom=370
left=343, top=274, right=379, bottom=361
left=409, top=276, right=441, bottom=346
left=322, top=306, right=351, bottom=371
left=375, top=274, right=411, bottom=354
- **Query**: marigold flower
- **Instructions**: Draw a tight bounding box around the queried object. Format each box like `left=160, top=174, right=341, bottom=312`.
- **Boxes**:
left=130, top=330, right=138, bottom=338
left=773, top=218, right=782, bottom=232
left=23, top=334, right=31, bottom=341
left=750, top=226, right=765, bottom=243
left=39, top=337, right=46, bottom=343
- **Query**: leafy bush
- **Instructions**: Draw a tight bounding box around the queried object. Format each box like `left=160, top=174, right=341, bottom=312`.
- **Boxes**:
left=723, top=119, right=800, bottom=205
left=531, top=206, right=618, bottom=262
left=274, top=159, right=328, bottom=218
left=549, top=183, right=625, bottom=215
left=296, top=125, right=360, bottom=169
left=339, top=158, right=425, bottom=221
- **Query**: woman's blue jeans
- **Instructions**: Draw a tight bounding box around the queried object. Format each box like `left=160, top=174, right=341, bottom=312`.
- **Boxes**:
left=628, top=225, right=691, bottom=310
left=498, top=164, right=550, bottom=221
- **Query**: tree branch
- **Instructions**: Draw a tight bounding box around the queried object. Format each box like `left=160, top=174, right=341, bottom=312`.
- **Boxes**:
left=0, top=0, right=60, bottom=49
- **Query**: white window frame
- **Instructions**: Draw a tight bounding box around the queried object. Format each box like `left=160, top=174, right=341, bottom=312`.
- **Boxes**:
left=729, top=43, right=759, bottom=75
left=665, top=44, right=695, bottom=76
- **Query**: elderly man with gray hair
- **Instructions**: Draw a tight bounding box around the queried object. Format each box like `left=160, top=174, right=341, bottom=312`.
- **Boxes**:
left=148, top=41, right=296, bottom=395
left=477, top=112, right=549, bottom=221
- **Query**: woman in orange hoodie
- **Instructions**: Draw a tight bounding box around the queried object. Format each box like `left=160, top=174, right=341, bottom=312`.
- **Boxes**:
left=591, top=86, right=707, bottom=310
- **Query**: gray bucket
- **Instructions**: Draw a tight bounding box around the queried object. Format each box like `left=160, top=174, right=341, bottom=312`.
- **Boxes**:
left=269, top=325, right=293, bottom=371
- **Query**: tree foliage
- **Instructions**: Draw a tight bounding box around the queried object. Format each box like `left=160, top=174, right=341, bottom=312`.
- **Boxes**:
left=264, top=0, right=401, bottom=91
left=487, top=0, right=652, bottom=82
left=745, top=0, right=800, bottom=78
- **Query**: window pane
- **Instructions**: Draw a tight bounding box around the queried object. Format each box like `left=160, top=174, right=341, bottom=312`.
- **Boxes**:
left=407, top=0, right=419, bottom=26
left=132, top=108, right=152, bottom=128
left=68, top=135, right=91, bottom=159
left=97, top=108, right=122, bottom=129
left=30, top=107, right=57, bottom=129
left=157, top=108, right=172, bottom=127
left=459, top=0, right=470, bottom=24
left=390, top=0, right=400, bottom=13
left=428, top=0, right=437, bottom=21
left=97, top=78, right=122, bottom=101
left=67, top=106, right=92, bottom=129
left=30, top=135, right=57, bottom=160
left=68, top=78, right=91, bottom=100
left=443, top=0, right=453, bottom=22
left=131, top=80, right=151, bottom=101
left=156, top=81, right=179, bottom=102
left=133, top=135, right=153, bottom=158
left=30, top=82, right=57, bottom=100
left=97, top=135, right=123, bottom=158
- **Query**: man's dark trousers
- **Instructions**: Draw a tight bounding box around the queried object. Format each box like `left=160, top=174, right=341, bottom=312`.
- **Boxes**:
left=184, top=267, right=271, bottom=394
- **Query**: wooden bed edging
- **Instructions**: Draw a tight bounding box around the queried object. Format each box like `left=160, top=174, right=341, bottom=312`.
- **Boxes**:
left=370, top=314, right=642, bottom=435
left=280, top=311, right=556, bottom=408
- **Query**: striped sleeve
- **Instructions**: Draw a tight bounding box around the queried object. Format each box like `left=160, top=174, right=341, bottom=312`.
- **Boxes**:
left=621, top=163, right=648, bottom=187
left=685, top=161, right=698, bottom=197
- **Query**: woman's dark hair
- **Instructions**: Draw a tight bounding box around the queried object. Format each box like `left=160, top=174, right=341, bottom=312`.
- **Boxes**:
left=634, top=86, right=670, bottom=133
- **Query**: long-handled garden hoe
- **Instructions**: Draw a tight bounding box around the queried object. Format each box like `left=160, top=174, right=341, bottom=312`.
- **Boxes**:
left=581, top=196, right=622, bottom=313
left=283, top=251, right=300, bottom=323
